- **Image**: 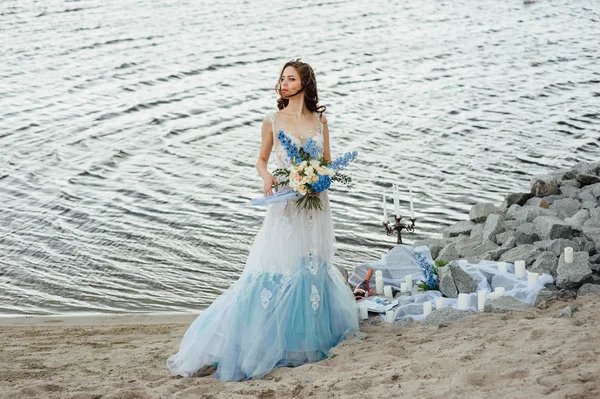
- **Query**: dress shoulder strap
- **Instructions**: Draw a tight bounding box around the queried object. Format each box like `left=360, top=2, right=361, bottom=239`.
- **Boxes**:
left=314, top=111, right=323, bottom=135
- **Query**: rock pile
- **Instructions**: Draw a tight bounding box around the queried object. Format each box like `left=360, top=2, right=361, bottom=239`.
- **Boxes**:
left=416, top=161, right=600, bottom=299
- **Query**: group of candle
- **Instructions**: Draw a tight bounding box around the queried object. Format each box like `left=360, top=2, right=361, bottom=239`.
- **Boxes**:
left=368, top=248, right=576, bottom=322
left=375, top=271, right=413, bottom=297
left=382, top=184, right=415, bottom=220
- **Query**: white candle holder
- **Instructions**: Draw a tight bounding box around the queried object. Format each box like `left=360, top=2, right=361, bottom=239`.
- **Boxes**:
left=494, top=287, right=505, bottom=296
left=400, top=282, right=408, bottom=293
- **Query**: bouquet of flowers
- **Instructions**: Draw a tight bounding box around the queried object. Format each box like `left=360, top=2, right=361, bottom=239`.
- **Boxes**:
left=269, top=129, right=358, bottom=210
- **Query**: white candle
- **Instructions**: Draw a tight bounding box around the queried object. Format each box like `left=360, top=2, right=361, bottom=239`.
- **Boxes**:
left=400, top=282, right=408, bottom=293
left=565, top=247, right=574, bottom=264
left=528, top=272, right=539, bottom=288
left=385, top=310, right=395, bottom=323
left=514, top=260, right=526, bottom=278
left=375, top=276, right=384, bottom=295
left=477, top=290, right=486, bottom=312
left=383, top=285, right=393, bottom=298
left=498, top=262, right=507, bottom=273
left=495, top=287, right=505, bottom=296
left=490, top=292, right=497, bottom=300
left=405, top=275, right=413, bottom=291
left=409, top=189, right=415, bottom=219
left=435, top=297, right=444, bottom=309
left=423, top=301, right=432, bottom=316
left=457, top=293, right=469, bottom=310
left=382, top=192, right=388, bottom=221
left=393, top=184, right=400, bottom=216
left=359, top=304, right=369, bottom=320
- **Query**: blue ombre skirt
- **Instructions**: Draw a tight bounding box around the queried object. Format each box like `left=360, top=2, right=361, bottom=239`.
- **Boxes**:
left=167, top=191, right=360, bottom=381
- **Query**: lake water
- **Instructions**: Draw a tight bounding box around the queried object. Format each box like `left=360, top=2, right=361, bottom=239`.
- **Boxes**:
left=1, top=0, right=598, bottom=315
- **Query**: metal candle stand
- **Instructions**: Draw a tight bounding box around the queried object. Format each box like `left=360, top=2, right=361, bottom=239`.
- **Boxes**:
left=382, top=215, right=416, bottom=245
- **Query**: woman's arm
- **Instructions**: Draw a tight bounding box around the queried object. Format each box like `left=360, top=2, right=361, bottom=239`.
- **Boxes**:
left=320, top=113, right=331, bottom=163
left=256, top=115, right=277, bottom=195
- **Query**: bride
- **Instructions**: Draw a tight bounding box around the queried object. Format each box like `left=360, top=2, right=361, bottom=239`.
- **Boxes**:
left=166, top=59, right=360, bottom=382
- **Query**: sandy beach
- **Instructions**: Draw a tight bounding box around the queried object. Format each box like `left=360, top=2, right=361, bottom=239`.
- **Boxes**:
left=1, top=296, right=599, bottom=399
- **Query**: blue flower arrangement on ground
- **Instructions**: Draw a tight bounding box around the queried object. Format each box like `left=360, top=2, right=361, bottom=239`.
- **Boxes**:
left=413, top=250, right=448, bottom=291
left=272, top=129, right=358, bottom=210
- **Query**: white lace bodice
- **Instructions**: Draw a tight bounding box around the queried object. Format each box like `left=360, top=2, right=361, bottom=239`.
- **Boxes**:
left=267, top=110, right=324, bottom=169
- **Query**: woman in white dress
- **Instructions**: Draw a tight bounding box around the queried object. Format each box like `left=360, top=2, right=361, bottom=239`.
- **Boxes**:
left=166, top=59, right=359, bottom=382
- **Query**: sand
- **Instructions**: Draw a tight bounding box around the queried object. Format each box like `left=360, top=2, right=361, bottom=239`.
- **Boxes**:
left=1, top=296, right=599, bottom=399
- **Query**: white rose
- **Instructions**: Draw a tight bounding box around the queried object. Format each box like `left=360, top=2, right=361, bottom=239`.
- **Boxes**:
left=298, top=185, right=307, bottom=195
left=310, top=159, right=320, bottom=168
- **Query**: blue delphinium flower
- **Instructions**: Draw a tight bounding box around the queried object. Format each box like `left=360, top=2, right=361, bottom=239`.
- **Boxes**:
left=302, top=137, right=320, bottom=159
left=330, top=150, right=359, bottom=171
left=277, top=130, right=301, bottom=164
left=311, top=174, right=331, bottom=193
left=415, top=251, right=438, bottom=289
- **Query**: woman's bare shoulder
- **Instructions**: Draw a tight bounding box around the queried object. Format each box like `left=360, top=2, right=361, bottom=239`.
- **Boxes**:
left=318, top=112, right=328, bottom=124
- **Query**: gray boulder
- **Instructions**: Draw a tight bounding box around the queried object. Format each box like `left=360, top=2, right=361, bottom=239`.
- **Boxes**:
left=469, top=203, right=500, bottom=223
left=560, top=179, right=582, bottom=188
left=503, top=192, right=531, bottom=208
left=556, top=251, right=593, bottom=290
left=550, top=198, right=581, bottom=219
left=532, top=216, right=573, bottom=240
left=506, top=204, right=522, bottom=221
left=564, top=209, right=590, bottom=230
left=529, top=251, right=558, bottom=277
left=463, top=240, right=500, bottom=259
left=469, top=223, right=484, bottom=240
left=533, top=239, right=579, bottom=257
left=482, top=214, right=506, bottom=243
left=414, top=239, right=448, bottom=260
left=576, top=174, right=600, bottom=186
left=495, top=231, right=513, bottom=246
left=437, top=242, right=460, bottom=261
left=534, top=288, right=561, bottom=307
left=438, top=266, right=458, bottom=298
left=530, top=175, right=560, bottom=197
left=484, top=296, right=534, bottom=313
left=581, top=200, right=599, bottom=210
left=444, top=220, right=477, bottom=238
left=448, top=262, right=478, bottom=294
left=577, top=284, right=600, bottom=296
left=499, top=244, right=542, bottom=267
left=516, top=207, right=557, bottom=223
left=573, top=236, right=596, bottom=255
left=420, top=307, right=474, bottom=327
left=582, top=227, right=600, bottom=253
left=514, top=223, right=539, bottom=245
left=559, top=185, right=581, bottom=200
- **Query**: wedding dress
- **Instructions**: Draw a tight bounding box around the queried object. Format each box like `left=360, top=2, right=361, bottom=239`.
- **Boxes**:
left=166, top=110, right=360, bottom=381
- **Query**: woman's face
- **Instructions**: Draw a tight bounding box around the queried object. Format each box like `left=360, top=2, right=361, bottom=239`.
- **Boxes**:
left=280, top=66, right=302, bottom=97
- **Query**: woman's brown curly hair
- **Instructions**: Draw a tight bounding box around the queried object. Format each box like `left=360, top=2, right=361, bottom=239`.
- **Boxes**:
left=275, top=60, right=327, bottom=119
